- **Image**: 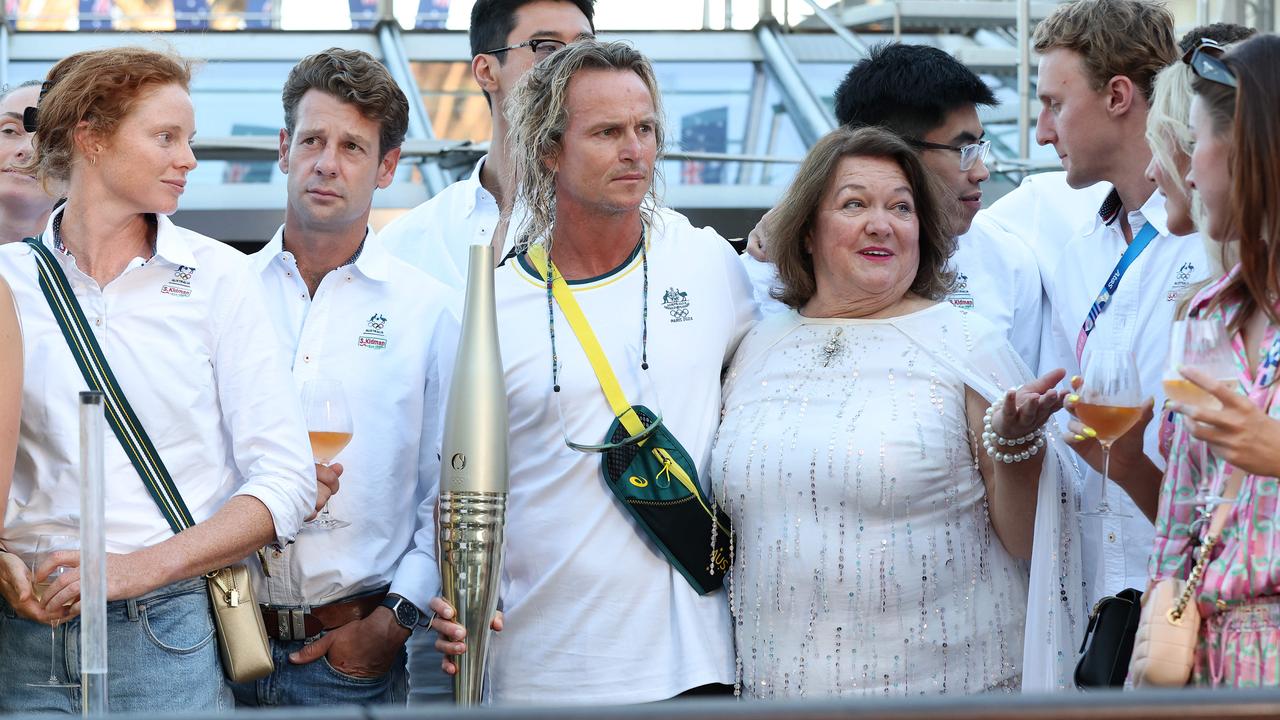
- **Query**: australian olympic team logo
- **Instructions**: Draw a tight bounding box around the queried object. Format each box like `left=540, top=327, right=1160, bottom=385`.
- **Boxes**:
left=160, top=265, right=195, bottom=297
left=1167, top=261, right=1196, bottom=302
left=357, top=313, right=388, bottom=349
left=947, top=272, right=974, bottom=310
left=662, top=287, right=692, bottom=323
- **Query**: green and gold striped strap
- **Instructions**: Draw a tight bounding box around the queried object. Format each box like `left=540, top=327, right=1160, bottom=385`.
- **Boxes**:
left=23, top=237, right=194, bottom=534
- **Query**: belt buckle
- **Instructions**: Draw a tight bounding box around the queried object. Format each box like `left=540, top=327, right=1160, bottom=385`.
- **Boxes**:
left=276, top=608, right=309, bottom=641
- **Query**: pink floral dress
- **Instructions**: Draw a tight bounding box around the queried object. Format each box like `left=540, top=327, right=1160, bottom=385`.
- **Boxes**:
left=1149, top=267, right=1280, bottom=688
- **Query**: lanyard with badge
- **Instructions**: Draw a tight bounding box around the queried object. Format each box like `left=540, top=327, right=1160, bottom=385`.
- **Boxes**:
left=1075, top=223, right=1159, bottom=363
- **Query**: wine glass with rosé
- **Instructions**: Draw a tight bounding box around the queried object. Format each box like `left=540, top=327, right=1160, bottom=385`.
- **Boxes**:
left=1077, top=350, right=1144, bottom=519
left=1164, top=319, right=1239, bottom=506
left=301, top=379, right=353, bottom=531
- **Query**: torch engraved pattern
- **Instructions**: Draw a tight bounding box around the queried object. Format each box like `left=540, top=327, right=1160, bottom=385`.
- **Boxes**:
left=438, top=244, right=509, bottom=705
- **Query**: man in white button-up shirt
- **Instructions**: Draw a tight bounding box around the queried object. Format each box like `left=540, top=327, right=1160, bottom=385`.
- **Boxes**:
left=232, top=49, right=459, bottom=708
left=991, top=0, right=1204, bottom=621
left=379, top=0, right=596, bottom=288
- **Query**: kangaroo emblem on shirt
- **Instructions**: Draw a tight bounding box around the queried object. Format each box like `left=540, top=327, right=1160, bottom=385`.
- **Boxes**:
left=947, top=272, right=975, bottom=310
left=663, top=287, right=692, bottom=323
left=358, top=313, right=388, bottom=349
left=160, top=265, right=195, bottom=298
left=1167, top=261, right=1196, bottom=302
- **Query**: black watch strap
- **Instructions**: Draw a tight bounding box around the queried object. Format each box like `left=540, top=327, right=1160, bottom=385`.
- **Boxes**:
left=380, top=594, right=421, bottom=632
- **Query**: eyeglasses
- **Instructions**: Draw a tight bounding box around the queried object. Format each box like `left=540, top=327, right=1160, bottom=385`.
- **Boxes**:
left=483, top=37, right=567, bottom=59
left=1183, top=38, right=1237, bottom=89
left=907, top=138, right=991, bottom=171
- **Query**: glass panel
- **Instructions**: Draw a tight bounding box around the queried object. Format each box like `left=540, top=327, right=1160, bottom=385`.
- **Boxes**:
left=798, top=62, right=852, bottom=115
left=656, top=61, right=804, bottom=187
left=185, top=61, right=294, bottom=184
left=657, top=60, right=750, bottom=186
left=7, top=0, right=275, bottom=31
left=9, top=60, right=413, bottom=185
left=411, top=61, right=492, bottom=143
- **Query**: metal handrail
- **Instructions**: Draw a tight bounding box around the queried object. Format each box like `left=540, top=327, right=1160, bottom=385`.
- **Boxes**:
left=5, top=687, right=1279, bottom=720
left=797, top=0, right=869, bottom=53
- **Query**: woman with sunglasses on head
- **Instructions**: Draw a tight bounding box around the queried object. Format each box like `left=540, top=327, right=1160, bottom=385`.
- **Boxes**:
left=0, top=82, right=57, bottom=245
left=1143, top=33, right=1280, bottom=688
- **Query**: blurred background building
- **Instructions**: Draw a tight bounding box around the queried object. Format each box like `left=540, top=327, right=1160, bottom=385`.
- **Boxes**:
left=2, top=0, right=1274, bottom=248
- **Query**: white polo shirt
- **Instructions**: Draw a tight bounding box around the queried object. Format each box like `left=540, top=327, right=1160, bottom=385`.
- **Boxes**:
left=248, top=226, right=459, bottom=610
left=380, top=156, right=518, bottom=291
left=740, top=214, right=1044, bottom=371
left=402, top=208, right=758, bottom=704
left=989, top=175, right=1207, bottom=604
left=0, top=208, right=316, bottom=557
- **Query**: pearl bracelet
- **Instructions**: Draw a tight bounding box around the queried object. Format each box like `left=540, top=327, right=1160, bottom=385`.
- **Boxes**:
left=982, top=403, right=1045, bottom=464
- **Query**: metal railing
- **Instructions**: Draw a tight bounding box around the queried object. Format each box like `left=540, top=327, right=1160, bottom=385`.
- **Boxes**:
left=6, top=687, right=1280, bottom=720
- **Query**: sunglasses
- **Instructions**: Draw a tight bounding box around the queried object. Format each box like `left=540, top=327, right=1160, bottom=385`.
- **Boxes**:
left=1183, top=38, right=1237, bottom=89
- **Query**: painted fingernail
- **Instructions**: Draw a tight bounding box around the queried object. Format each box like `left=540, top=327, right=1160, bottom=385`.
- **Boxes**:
left=1073, top=434, right=1087, bottom=442
left=1066, top=394, right=1080, bottom=403
left=1083, top=427, right=1097, bottom=438
left=1071, top=375, right=1081, bottom=384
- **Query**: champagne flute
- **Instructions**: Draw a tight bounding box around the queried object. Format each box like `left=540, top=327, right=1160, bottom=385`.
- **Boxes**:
left=1077, top=350, right=1144, bottom=519
left=301, top=379, right=353, bottom=531
left=27, top=533, right=79, bottom=688
left=1165, top=319, right=1239, bottom=507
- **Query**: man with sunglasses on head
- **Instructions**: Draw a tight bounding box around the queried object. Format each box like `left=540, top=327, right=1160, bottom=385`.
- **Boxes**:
left=380, top=0, right=595, bottom=286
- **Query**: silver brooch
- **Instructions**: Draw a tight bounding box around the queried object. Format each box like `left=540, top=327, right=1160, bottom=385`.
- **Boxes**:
left=820, top=327, right=846, bottom=367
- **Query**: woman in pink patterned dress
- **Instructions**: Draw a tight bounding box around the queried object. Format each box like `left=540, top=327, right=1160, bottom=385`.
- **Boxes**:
left=1147, top=34, right=1280, bottom=688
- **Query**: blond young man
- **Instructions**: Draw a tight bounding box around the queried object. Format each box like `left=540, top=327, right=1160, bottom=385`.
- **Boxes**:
left=983, top=0, right=1208, bottom=689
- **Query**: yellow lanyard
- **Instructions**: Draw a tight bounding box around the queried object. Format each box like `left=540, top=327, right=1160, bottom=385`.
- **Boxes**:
left=526, top=242, right=646, bottom=438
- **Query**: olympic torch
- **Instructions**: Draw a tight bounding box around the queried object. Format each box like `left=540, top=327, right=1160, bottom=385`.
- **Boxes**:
left=438, top=243, right=509, bottom=705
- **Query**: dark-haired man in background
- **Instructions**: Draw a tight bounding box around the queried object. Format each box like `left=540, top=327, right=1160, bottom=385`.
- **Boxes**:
left=380, top=0, right=595, bottom=285
left=744, top=43, right=1043, bottom=370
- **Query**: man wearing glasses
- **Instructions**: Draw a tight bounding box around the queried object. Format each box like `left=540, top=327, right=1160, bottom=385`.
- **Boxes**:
left=742, top=43, right=1044, bottom=371
left=380, top=0, right=595, bottom=287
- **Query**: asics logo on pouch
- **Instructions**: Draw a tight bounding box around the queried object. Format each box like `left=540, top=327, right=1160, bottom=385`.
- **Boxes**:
left=358, top=313, right=388, bottom=349
left=663, top=287, right=692, bottom=323
left=947, top=272, right=975, bottom=310
left=1166, top=261, right=1196, bottom=302
left=160, top=265, right=195, bottom=297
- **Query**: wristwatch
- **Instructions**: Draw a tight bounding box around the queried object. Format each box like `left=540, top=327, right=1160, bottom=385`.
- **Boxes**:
left=379, top=594, right=421, bottom=632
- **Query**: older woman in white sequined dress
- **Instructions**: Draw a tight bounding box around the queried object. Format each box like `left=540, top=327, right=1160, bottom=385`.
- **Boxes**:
left=710, top=127, right=1083, bottom=696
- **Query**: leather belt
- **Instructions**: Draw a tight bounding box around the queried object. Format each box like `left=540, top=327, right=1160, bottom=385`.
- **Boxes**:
left=261, top=589, right=387, bottom=642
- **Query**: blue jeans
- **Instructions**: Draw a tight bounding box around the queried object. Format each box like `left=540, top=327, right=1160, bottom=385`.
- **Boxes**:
left=0, top=576, right=231, bottom=714
left=230, top=634, right=408, bottom=707
left=407, top=632, right=452, bottom=703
